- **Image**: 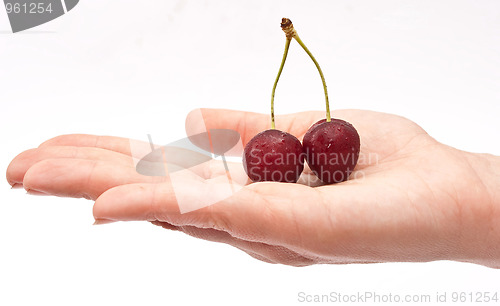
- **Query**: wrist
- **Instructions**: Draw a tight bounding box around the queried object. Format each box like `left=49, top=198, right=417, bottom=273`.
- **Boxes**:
left=465, top=152, right=500, bottom=208
left=461, top=151, right=500, bottom=268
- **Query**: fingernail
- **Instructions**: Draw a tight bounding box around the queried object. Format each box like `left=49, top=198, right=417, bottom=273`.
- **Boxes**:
left=11, top=183, right=23, bottom=189
left=93, top=219, right=117, bottom=225
left=26, top=189, right=49, bottom=196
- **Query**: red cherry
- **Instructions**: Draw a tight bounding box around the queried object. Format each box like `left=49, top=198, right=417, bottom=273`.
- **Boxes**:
left=243, top=129, right=304, bottom=183
left=303, top=119, right=360, bottom=184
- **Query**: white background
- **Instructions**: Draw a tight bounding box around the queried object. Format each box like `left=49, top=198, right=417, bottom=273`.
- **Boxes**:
left=1, top=0, right=499, bottom=305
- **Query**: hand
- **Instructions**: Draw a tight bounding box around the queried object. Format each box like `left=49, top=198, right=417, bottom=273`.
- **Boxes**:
left=6, top=109, right=500, bottom=268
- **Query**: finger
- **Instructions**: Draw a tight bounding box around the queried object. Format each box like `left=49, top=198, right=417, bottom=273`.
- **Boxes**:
left=92, top=181, right=326, bottom=252
left=34, top=135, right=217, bottom=179
left=39, top=134, right=163, bottom=161
left=23, top=158, right=164, bottom=200
left=94, top=171, right=250, bottom=223
left=40, top=134, right=133, bottom=154
left=36, top=134, right=230, bottom=179
left=6, top=146, right=135, bottom=187
left=94, top=183, right=178, bottom=222
left=185, top=108, right=322, bottom=146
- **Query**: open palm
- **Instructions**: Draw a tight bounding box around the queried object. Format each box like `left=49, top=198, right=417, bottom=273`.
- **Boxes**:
left=6, top=109, right=498, bottom=267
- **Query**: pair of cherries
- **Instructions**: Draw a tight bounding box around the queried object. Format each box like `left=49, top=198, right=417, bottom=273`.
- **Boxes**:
left=242, top=18, right=360, bottom=185
left=243, top=118, right=360, bottom=184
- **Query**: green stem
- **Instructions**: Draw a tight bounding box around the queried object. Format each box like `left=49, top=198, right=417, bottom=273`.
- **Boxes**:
left=271, top=38, right=291, bottom=129
left=293, top=35, right=331, bottom=122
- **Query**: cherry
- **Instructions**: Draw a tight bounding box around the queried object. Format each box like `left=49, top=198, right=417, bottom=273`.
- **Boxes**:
left=279, top=18, right=361, bottom=184
left=243, top=129, right=304, bottom=183
left=243, top=18, right=304, bottom=183
left=303, top=119, right=360, bottom=183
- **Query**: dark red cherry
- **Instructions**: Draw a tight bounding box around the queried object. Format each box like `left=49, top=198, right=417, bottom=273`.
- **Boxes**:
left=303, top=119, right=360, bottom=184
left=243, top=129, right=304, bottom=183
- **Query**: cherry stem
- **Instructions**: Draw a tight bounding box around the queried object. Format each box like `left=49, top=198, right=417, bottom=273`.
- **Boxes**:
left=271, top=38, right=291, bottom=129
left=280, top=18, right=331, bottom=122
left=293, top=35, right=331, bottom=122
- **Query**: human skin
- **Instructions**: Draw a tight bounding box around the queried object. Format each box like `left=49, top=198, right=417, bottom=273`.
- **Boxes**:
left=6, top=109, right=500, bottom=268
